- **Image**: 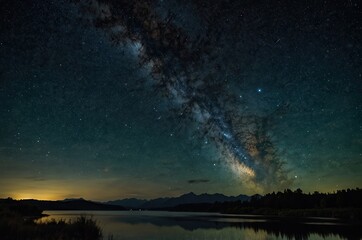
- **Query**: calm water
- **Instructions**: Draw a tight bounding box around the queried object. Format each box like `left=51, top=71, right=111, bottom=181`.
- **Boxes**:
left=41, top=211, right=361, bottom=240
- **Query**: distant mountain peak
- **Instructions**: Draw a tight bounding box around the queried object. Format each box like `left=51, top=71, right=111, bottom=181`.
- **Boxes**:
left=182, top=192, right=196, bottom=196
left=62, top=198, right=85, bottom=202
left=107, top=192, right=250, bottom=209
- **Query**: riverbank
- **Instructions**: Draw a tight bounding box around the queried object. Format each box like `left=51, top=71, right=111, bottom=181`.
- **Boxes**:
left=170, top=203, right=362, bottom=221
left=222, top=207, right=362, bottom=221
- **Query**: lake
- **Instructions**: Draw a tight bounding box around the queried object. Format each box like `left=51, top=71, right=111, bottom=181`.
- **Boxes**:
left=41, top=211, right=361, bottom=240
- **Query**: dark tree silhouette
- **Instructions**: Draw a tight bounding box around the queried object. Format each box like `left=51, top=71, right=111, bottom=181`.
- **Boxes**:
left=168, top=188, right=362, bottom=220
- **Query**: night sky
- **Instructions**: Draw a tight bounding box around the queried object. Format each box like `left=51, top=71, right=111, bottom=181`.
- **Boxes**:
left=0, top=0, right=361, bottom=201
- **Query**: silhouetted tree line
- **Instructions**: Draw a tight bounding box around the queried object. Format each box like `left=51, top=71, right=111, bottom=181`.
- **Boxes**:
left=242, top=188, right=362, bottom=209
left=170, top=188, right=362, bottom=220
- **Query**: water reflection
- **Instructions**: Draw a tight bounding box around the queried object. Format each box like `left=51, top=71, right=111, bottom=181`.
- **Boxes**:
left=42, top=211, right=362, bottom=240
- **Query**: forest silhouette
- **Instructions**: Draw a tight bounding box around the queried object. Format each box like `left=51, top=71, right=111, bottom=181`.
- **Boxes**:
left=169, top=188, right=362, bottom=220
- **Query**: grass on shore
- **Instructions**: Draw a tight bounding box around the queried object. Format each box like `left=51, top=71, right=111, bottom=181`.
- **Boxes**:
left=0, top=212, right=103, bottom=240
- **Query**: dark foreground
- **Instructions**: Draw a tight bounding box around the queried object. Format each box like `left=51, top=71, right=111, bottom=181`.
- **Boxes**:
left=0, top=207, right=102, bottom=240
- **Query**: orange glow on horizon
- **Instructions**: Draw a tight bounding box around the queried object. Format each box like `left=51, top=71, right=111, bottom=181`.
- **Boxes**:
left=11, top=192, right=63, bottom=201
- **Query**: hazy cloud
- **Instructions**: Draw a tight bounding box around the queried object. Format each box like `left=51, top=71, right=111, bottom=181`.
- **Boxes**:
left=188, top=179, right=210, bottom=184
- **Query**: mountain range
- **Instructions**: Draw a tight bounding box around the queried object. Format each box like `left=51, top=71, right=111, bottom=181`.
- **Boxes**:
left=106, top=192, right=250, bottom=209
left=2, top=198, right=126, bottom=211
left=1, top=192, right=251, bottom=211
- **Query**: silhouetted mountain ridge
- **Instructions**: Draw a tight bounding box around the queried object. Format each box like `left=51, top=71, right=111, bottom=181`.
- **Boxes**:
left=61, top=198, right=85, bottom=202
left=0, top=198, right=126, bottom=211
left=107, top=192, right=250, bottom=209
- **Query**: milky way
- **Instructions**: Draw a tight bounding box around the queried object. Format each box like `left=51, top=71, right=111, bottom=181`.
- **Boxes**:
left=73, top=0, right=293, bottom=190
left=1, top=0, right=361, bottom=200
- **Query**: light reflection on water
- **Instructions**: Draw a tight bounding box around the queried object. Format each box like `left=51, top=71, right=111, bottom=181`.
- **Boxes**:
left=41, top=211, right=360, bottom=240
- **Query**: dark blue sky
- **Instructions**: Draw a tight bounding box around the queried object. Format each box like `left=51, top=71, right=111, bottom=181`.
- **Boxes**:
left=0, top=0, right=361, bottom=200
